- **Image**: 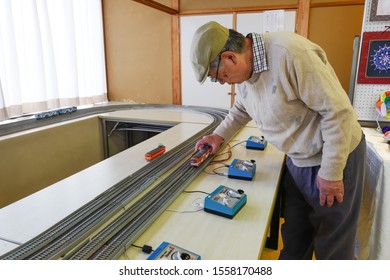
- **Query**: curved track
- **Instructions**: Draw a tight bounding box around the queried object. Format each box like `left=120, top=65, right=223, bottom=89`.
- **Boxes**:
left=0, top=104, right=235, bottom=260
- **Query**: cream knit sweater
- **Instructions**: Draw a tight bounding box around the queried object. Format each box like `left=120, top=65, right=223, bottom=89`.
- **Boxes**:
left=214, top=31, right=362, bottom=181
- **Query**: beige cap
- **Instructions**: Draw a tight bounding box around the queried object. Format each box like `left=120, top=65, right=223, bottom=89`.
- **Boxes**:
left=190, top=21, right=229, bottom=84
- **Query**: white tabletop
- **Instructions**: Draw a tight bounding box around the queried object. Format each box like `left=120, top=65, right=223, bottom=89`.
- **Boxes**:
left=121, top=127, right=285, bottom=260
left=0, top=108, right=285, bottom=259
left=0, top=122, right=208, bottom=253
left=358, top=127, right=390, bottom=260
left=99, top=108, right=214, bottom=125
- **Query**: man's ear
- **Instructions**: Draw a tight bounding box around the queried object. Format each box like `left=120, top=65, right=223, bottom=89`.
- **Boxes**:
left=221, top=51, right=238, bottom=65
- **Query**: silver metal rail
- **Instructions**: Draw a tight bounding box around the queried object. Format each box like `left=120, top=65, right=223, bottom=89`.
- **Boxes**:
left=67, top=129, right=218, bottom=260
left=0, top=105, right=232, bottom=260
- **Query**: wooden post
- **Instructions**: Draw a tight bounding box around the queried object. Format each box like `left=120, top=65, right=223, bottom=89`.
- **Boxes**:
left=171, top=0, right=181, bottom=105
left=296, top=0, right=310, bottom=38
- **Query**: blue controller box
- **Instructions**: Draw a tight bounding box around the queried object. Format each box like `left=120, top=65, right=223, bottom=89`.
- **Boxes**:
left=246, top=136, right=267, bottom=150
left=228, top=159, right=256, bottom=181
left=204, top=185, right=247, bottom=219
left=147, top=242, right=201, bottom=260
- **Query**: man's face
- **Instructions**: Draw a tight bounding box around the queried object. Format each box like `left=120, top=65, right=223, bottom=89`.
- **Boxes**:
left=208, top=52, right=250, bottom=85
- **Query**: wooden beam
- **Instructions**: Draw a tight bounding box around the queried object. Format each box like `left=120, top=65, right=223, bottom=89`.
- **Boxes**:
left=171, top=0, right=181, bottom=105
left=132, top=0, right=178, bottom=15
left=296, top=0, right=310, bottom=38
left=311, top=1, right=365, bottom=8
left=230, top=12, right=238, bottom=107
left=180, top=4, right=298, bottom=16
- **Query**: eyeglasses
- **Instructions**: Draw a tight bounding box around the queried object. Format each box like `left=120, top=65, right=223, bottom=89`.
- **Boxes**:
left=209, top=53, right=222, bottom=83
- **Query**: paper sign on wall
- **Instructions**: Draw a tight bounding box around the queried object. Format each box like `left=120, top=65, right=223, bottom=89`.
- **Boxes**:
left=263, top=10, right=285, bottom=32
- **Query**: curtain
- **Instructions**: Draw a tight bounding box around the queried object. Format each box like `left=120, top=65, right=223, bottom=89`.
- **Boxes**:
left=0, top=0, right=107, bottom=121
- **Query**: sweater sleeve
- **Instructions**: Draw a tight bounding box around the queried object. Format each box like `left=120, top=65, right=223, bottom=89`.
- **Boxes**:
left=213, top=94, right=252, bottom=141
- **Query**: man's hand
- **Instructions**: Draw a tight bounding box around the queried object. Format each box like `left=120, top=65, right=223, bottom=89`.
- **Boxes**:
left=195, top=133, right=224, bottom=155
left=316, top=176, right=344, bottom=207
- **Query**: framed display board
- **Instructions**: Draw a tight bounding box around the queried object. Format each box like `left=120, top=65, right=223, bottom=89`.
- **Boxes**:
left=357, top=31, right=390, bottom=85
left=369, top=0, right=390, bottom=22
left=353, top=0, right=390, bottom=125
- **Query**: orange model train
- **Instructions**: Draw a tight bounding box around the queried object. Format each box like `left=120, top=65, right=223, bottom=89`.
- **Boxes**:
left=190, top=144, right=212, bottom=167
left=145, top=144, right=166, bottom=161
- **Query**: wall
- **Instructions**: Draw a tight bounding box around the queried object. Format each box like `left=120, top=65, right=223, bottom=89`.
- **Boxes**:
left=0, top=117, right=103, bottom=208
left=104, top=0, right=364, bottom=104
left=308, top=2, right=364, bottom=94
left=102, top=0, right=173, bottom=104
left=180, top=0, right=364, bottom=93
left=180, top=0, right=297, bottom=10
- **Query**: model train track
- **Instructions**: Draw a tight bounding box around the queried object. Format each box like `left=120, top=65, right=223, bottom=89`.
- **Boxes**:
left=0, top=105, right=232, bottom=260
left=66, top=150, right=210, bottom=260
left=0, top=104, right=194, bottom=137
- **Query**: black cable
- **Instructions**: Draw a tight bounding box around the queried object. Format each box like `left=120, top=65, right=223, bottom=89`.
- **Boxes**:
left=131, top=244, right=154, bottom=254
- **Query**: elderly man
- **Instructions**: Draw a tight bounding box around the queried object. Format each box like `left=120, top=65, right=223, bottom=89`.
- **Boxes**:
left=190, top=21, right=366, bottom=260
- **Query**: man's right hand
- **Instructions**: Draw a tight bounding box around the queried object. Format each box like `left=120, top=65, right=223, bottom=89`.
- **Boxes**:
left=195, top=133, right=224, bottom=155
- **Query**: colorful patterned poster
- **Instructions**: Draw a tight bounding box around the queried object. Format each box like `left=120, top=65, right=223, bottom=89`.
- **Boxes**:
left=357, top=31, right=390, bottom=84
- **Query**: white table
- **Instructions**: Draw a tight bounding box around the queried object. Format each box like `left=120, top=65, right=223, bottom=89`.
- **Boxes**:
left=357, top=127, right=390, bottom=260
left=121, top=126, right=285, bottom=260
left=0, top=121, right=209, bottom=255
left=0, top=108, right=285, bottom=259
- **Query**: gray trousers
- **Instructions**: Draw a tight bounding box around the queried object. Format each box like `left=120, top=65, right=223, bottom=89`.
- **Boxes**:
left=279, top=134, right=366, bottom=260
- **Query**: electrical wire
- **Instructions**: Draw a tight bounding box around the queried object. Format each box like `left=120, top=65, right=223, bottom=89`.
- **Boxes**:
left=183, top=190, right=210, bottom=195
left=204, top=139, right=247, bottom=177
left=131, top=244, right=154, bottom=254
left=165, top=208, right=203, bottom=214
left=165, top=195, right=206, bottom=214
left=165, top=208, right=204, bottom=214
left=211, top=165, right=229, bottom=176
left=210, top=140, right=247, bottom=164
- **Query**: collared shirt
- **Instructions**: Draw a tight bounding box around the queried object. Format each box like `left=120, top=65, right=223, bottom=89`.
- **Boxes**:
left=247, top=33, right=269, bottom=74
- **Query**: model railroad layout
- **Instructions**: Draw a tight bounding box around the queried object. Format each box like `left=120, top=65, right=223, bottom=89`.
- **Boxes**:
left=0, top=104, right=233, bottom=260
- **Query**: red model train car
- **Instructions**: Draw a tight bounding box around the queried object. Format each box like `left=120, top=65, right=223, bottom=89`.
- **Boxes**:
left=145, top=144, right=166, bottom=161
left=190, top=145, right=212, bottom=167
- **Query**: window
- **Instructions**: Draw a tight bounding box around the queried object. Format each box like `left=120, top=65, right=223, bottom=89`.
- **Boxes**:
left=0, top=0, right=107, bottom=121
